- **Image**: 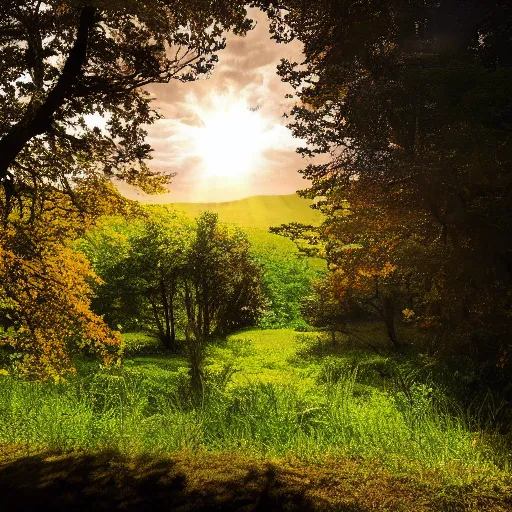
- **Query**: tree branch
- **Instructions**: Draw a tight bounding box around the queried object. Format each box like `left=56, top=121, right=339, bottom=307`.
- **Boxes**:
left=0, top=6, right=97, bottom=182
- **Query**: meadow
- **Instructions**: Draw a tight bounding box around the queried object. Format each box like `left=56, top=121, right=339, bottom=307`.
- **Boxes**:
left=170, top=194, right=324, bottom=230
left=1, top=329, right=511, bottom=511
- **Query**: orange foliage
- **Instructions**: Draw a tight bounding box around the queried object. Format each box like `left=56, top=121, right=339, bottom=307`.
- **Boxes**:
left=0, top=183, right=127, bottom=379
left=0, top=232, right=121, bottom=380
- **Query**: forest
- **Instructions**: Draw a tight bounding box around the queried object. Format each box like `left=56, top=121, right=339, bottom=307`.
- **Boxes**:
left=0, top=1, right=511, bottom=510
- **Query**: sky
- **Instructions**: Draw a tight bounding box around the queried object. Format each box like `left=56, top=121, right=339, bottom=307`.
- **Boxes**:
left=117, top=9, right=319, bottom=204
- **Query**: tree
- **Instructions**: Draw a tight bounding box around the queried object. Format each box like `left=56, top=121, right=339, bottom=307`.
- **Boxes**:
left=0, top=0, right=253, bottom=375
left=79, top=209, right=264, bottom=356
left=182, top=211, right=263, bottom=391
left=256, top=252, right=320, bottom=329
left=300, top=278, right=347, bottom=347
left=75, top=214, right=143, bottom=331
left=124, top=212, right=193, bottom=351
left=273, top=219, right=405, bottom=348
left=185, top=212, right=263, bottom=339
left=0, top=185, right=124, bottom=379
left=78, top=209, right=194, bottom=350
left=264, top=0, right=512, bottom=365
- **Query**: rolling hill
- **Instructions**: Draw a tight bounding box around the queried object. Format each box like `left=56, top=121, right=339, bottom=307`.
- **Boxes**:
left=167, top=194, right=323, bottom=230
left=145, top=193, right=327, bottom=271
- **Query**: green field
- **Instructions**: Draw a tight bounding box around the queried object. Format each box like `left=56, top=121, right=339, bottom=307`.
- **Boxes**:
left=1, top=329, right=510, bottom=472
left=1, top=329, right=511, bottom=510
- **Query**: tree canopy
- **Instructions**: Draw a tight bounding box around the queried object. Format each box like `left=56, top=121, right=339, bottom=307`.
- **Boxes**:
left=80, top=210, right=264, bottom=350
left=0, top=0, right=252, bottom=217
left=2, top=0, right=511, bottom=381
left=264, top=0, right=512, bottom=367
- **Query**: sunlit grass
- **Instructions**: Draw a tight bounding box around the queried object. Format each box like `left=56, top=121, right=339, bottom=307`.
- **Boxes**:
left=0, top=329, right=510, bottom=486
left=169, top=194, right=324, bottom=230
left=0, top=372, right=508, bottom=481
left=207, top=329, right=319, bottom=388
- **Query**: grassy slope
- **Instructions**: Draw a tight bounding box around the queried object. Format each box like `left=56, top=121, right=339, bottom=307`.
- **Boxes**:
left=167, top=194, right=326, bottom=271
left=169, top=194, right=323, bottom=230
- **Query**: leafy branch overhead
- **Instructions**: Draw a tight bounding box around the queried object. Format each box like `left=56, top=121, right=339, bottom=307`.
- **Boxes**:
left=269, top=223, right=323, bottom=258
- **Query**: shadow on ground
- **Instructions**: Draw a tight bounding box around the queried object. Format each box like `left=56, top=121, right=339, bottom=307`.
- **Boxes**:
left=1, top=447, right=510, bottom=511
left=0, top=450, right=360, bottom=511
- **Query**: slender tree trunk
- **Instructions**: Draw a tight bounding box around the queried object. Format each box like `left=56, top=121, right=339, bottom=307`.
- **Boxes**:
left=196, top=282, right=204, bottom=339
left=186, top=322, right=204, bottom=397
left=202, top=279, right=210, bottom=338
left=169, top=289, right=176, bottom=347
left=368, top=294, right=401, bottom=350
left=159, top=278, right=172, bottom=350
left=184, top=281, right=193, bottom=321
left=385, top=316, right=400, bottom=349
left=149, top=298, right=165, bottom=344
left=382, top=298, right=400, bottom=350
left=184, top=282, right=205, bottom=397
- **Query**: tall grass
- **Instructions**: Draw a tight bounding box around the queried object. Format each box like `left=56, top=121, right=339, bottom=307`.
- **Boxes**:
left=0, top=367, right=508, bottom=480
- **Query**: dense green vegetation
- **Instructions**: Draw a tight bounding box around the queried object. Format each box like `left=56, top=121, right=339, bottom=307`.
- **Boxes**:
left=3, top=195, right=510, bottom=506
left=1, top=330, right=510, bottom=478
left=78, top=202, right=324, bottom=336
left=1, top=193, right=511, bottom=508
left=1, top=1, right=511, bottom=509
left=264, top=0, right=512, bottom=393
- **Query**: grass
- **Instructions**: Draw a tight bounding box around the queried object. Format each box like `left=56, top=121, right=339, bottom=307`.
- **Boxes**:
left=207, top=329, right=318, bottom=388
left=1, top=329, right=511, bottom=511
left=1, top=330, right=510, bottom=482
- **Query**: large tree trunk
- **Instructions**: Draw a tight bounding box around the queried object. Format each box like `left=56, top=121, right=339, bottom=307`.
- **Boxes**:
left=0, top=7, right=96, bottom=182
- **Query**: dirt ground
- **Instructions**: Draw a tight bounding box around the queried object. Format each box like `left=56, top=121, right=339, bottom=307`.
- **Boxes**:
left=0, top=445, right=510, bottom=511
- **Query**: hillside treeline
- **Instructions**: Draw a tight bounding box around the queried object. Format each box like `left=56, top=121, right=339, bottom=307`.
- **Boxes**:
left=80, top=207, right=320, bottom=340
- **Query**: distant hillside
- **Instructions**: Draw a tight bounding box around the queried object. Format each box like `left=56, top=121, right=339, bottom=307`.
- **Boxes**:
left=168, top=194, right=323, bottom=230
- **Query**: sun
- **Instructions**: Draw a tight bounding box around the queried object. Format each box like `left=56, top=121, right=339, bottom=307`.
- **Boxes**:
left=192, top=95, right=266, bottom=179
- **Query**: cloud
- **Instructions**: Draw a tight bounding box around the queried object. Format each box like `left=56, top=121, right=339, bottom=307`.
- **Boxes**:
left=130, top=8, right=318, bottom=203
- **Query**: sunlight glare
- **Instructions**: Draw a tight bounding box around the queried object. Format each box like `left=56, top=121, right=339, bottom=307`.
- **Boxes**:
left=192, top=94, right=266, bottom=179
